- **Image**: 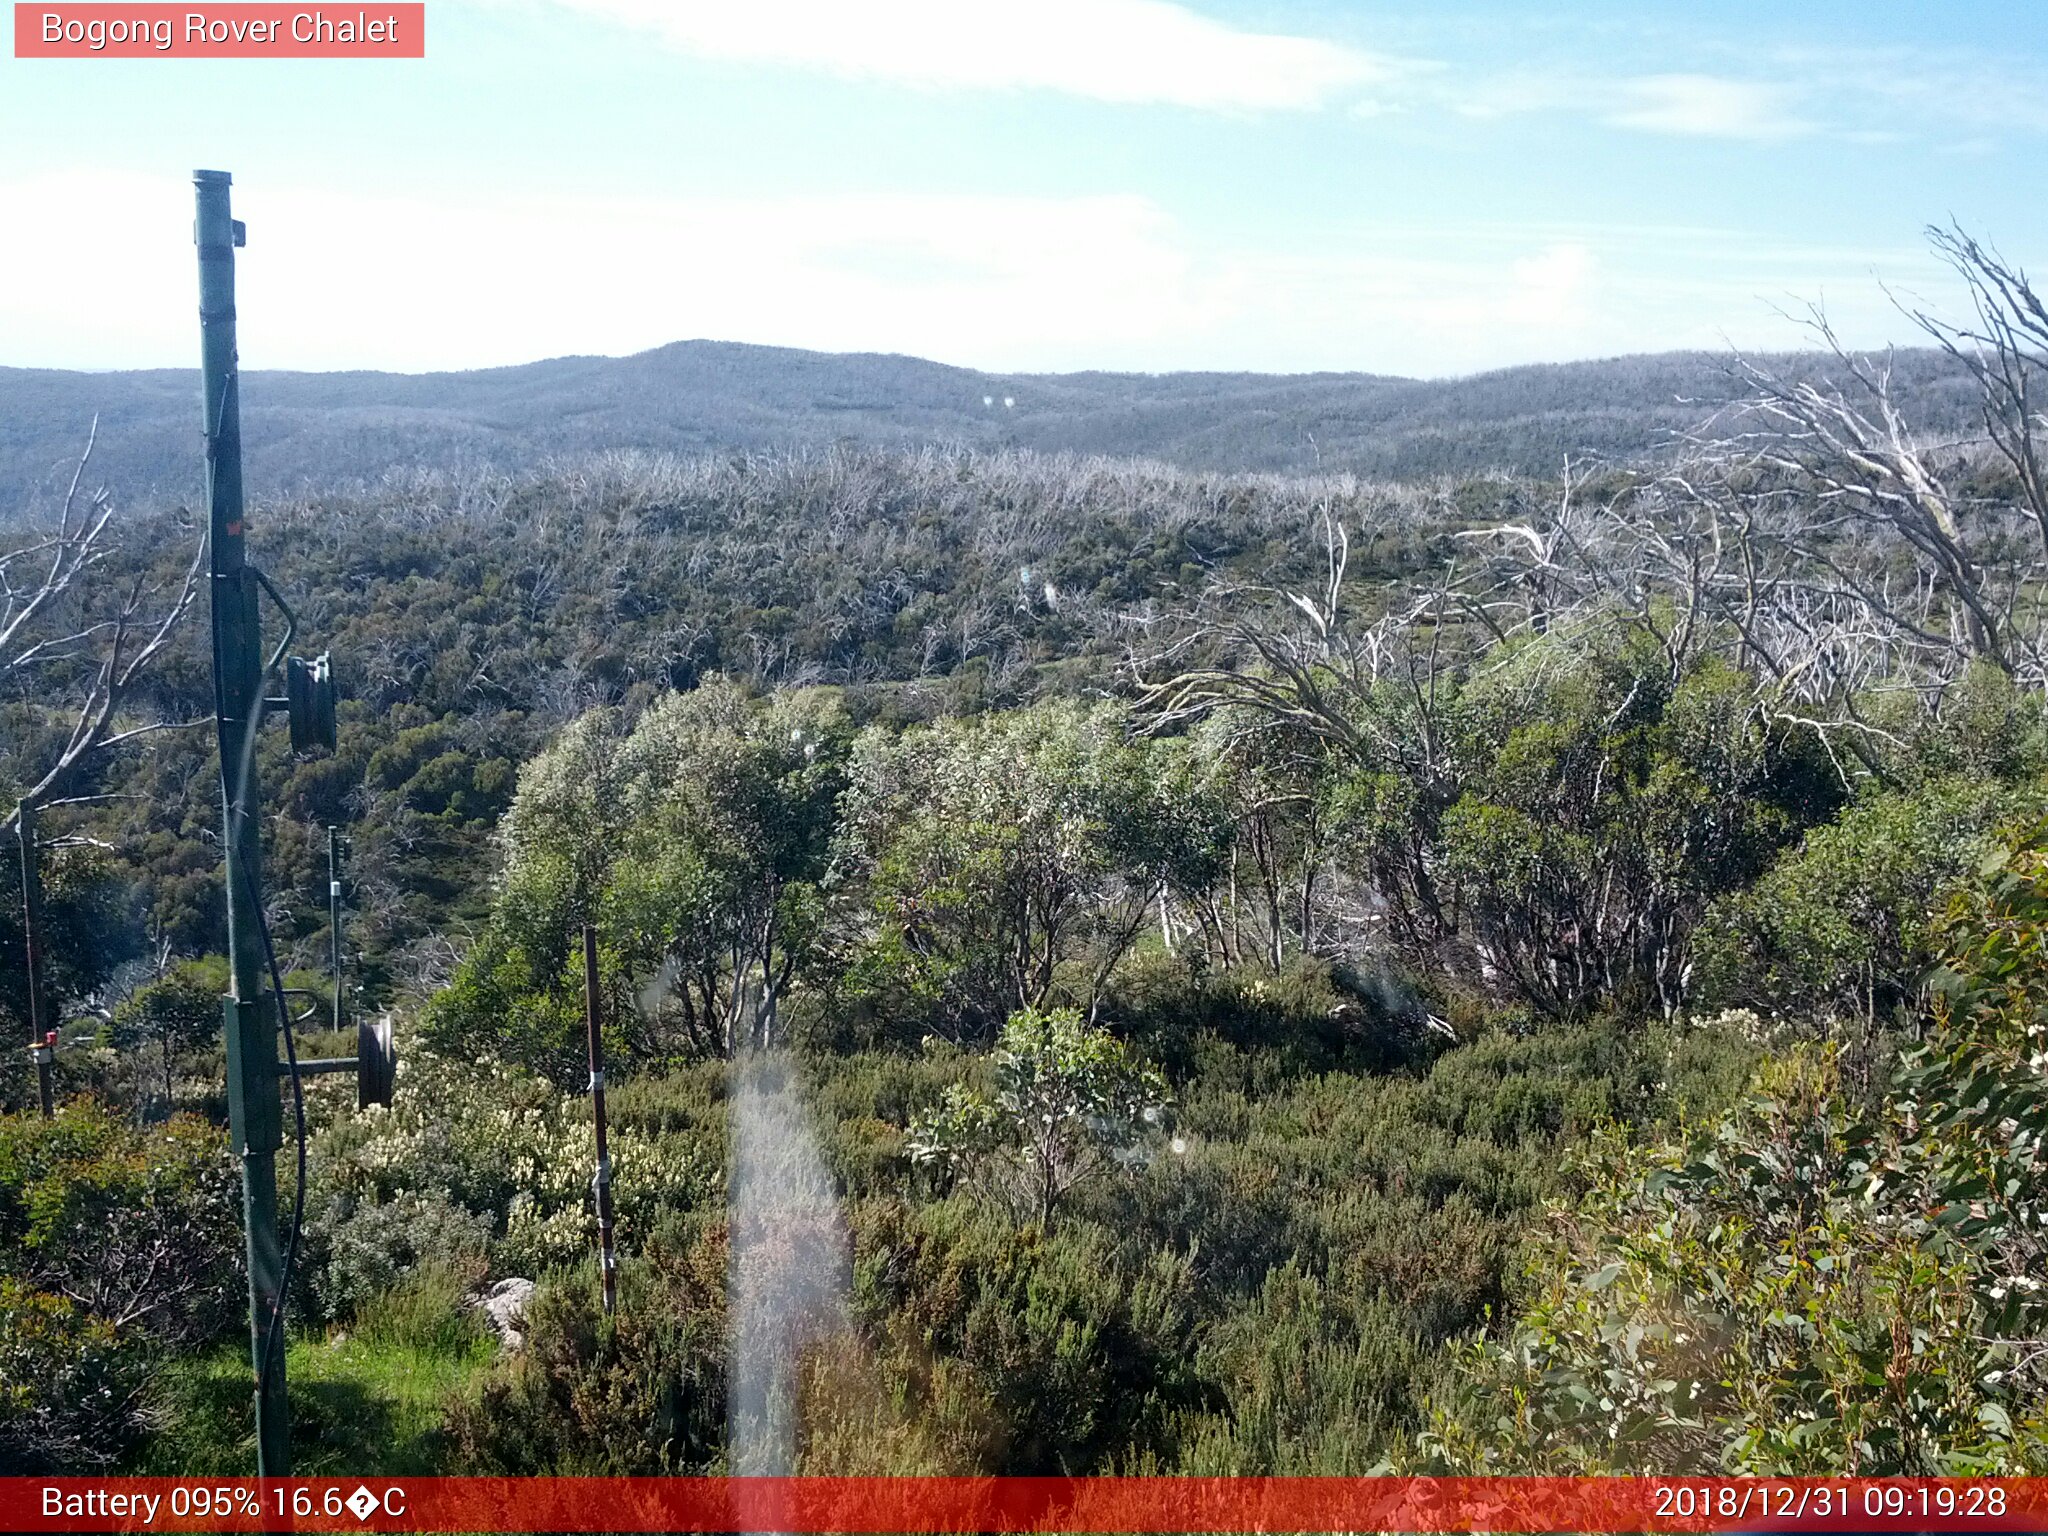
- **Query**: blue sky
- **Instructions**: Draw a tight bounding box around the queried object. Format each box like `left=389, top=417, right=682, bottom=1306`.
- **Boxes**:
left=4, top=0, right=2045, bottom=376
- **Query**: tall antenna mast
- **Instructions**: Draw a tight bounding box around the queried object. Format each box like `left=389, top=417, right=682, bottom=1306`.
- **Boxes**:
left=194, top=169, right=382, bottom=1479
left=195, top=167, right=292, bottom=1477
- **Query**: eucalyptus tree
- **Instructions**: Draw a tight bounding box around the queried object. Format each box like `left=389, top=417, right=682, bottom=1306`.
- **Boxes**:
left=602, top=680, right=846, bottom=1054
left=1133, top=499, right=1839, bottom=1019
left=426, top=678, right=848, bottom=1079
left=831, top=698, right=1222, bottom=1041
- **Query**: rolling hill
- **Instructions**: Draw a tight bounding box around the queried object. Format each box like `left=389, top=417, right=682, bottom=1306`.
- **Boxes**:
left=0, top=339, right=1981, bottom=514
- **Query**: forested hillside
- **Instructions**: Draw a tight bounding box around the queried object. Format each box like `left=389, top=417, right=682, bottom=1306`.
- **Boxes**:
left=3, top=233, right=2046, bottom=1480
left=0, top=341, right=1982, bottom=515
left=0, top=447, right=1466, bottom=1000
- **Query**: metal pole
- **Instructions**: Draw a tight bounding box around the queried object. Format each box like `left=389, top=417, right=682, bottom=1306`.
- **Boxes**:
left=17, top=801, right=53, bottom=1118
left=196, top=168, right=290, bottom=1477
left=583, top=924, right=618, bottom=1315
left=328, top=827, right=343, bottom=1033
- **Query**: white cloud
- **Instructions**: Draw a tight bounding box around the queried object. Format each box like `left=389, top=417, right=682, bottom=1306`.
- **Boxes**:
left=1763, top=43, right=2048, bottom=138
left=496, top=3, right=2048, bottom=146
left=0, top=172, right=1205, bottom=372
left=1452, top=69, right=1812, bottom=141
left=1195, top=239, right=1612, bottom=373
left=1606, top=73, right=1812, bottom=140
left=1445, top=70, right=1578, bottom=121
left=1438, top=69, right=1814, bottom=141
left=533, top=0, right=1406, bottom=110
left=0, top=172, right=1964, bottom=379
left=1505, top=242, right=1597, bottom=326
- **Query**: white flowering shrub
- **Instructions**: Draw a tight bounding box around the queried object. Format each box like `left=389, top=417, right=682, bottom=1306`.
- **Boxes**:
left=308, top=1039, right=712, bottom=1304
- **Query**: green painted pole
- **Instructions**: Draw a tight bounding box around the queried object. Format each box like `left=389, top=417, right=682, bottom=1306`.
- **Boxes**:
left=195, top=168, right=290, bottom=1477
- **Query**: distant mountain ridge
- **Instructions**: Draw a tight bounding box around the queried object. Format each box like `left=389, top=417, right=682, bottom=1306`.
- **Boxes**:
left=0, top=339, right=1980, bottom=513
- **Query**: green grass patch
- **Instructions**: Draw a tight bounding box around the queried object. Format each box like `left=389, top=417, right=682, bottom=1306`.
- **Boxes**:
left=130, top=1266, right=495, bottom=1476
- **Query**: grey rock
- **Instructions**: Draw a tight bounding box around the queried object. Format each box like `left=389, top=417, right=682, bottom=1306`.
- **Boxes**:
left=476, top=1276, right=536, bottom=1352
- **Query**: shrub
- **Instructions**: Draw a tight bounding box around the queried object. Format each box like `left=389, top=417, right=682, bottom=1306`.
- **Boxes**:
left=447, top=1220, right=729, bottom=1473
left=1418, top=817, right=2048, bottom=1475
left=907, top=1007, right=1169, bottom=1226
left=313, top=1189, right=495, bottom=1322
left=0, top=1102, right=240, bottom=1469
left=848, top=1195, right=1198, bottom=1475
left=1695, top=776, right=2019, bottom=1033
left=1105, top=950, right=1445, bottom=1086
left=0, top=1101, right=240, bottom=1352
left=308, top=1042, right=708, bottom=1293
left=1168, top=1265, right=1432, bottom=1474
left=0, top=1279, right=150, bottom=1472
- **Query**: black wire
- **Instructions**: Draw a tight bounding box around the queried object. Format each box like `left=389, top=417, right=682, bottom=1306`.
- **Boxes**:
left=238, top=841, right=307, bottom=1401
left=214, top=541, right=307, bottom=1412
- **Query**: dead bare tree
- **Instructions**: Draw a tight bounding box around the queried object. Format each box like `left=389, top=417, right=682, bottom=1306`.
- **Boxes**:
left=1459, top=224, right=2048, bottom=769
left=1, top=420, right=118, bottom=687
left=1910, top=224, right=2048, bottom=568
left=1660, top=227, right=2048, bottom=707
left=3, top=426, right=205, bottom=836
left=1727, top=325, right=2023, bottom=673
left=3, top=427, right=204, bottom=1092
left=1138, top=503, right=1439, bottom=753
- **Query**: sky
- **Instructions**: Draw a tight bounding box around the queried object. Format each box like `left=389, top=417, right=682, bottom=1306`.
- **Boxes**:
left=3, top=0, right=2045, bottom=377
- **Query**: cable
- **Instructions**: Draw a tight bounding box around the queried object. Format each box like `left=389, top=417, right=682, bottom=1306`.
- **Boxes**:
left=238, top=841, right=307, bottom=1403
left=215, top=553, right=307, bottom=1408
left=217, top=554, right=309, bottom=1417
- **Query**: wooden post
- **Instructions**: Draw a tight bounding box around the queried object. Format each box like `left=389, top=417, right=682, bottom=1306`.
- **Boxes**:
left=583, top=923, right=618, bottom=1315
left=328, top=827, right=343, bottom=1032
left=18, top=801, right=54, bottom=1118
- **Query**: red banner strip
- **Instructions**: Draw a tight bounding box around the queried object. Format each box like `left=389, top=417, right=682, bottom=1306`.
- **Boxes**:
left=7, top=1477, right=2048, bottom=1533
left=13, top=5, right=424, bottom=58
